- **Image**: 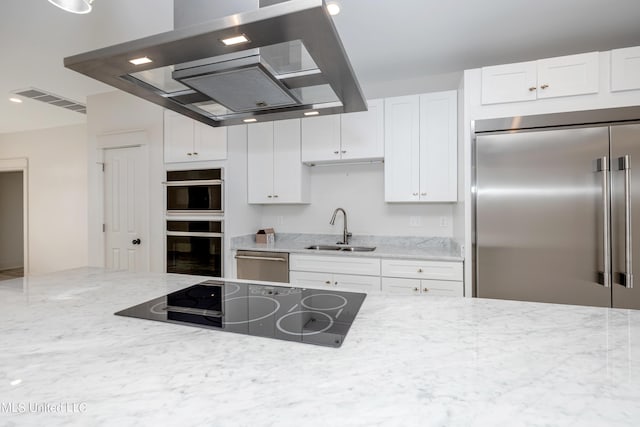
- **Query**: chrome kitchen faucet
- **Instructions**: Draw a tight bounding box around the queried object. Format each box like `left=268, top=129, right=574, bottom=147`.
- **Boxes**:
left=330, top=208, right=352, bottom=245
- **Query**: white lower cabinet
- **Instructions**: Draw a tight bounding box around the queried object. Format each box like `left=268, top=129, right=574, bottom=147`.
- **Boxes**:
left=290, top=271, right=380, bottom=292
left=381, top=277, right=463, bottom=297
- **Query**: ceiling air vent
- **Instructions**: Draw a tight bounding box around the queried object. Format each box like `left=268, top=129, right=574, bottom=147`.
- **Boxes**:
left=11, top=87, right=86, bottom=114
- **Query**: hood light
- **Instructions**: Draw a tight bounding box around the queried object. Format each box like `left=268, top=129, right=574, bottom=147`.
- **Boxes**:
left=243, top=118, right=257, bottom=123
left=326, top=3, right=340, bottom=16
left=221, top=35, right=250, bottom=46
left=129, top=57, right=153, bottom=66
left=304, top=111, right=319, bottom=116
left=48, top=0, right=94, bottom=14
left=9, top=97, right=23, bottom=103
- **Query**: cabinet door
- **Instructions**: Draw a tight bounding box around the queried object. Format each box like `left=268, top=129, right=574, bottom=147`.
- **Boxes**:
left=164, top=111, right=195, bottom=163
left=481, top=61, right=538, bottom=105
left=419, top=91, right=457, bottom=202
left=384, top=95, right=420, bottom=202
left=290, top=271, right=333, bottom=288
left=611, top=46, right=640, bottom=92
left=194, top=122, right=227, bottom=161
left=420, top=280, right=463, bottom=297
left=301, top=115, right=341, bottom=163
left=381, top=277, right=421, bottom=295
left=334, top=274, right=381, bottom=292
left=273, top=119, right=309, bottom=203
left=537, top=52, right=599, bottom=99
left=247, top=122, right=274, bottom=204
left=340, top=99, right=384, bottom=161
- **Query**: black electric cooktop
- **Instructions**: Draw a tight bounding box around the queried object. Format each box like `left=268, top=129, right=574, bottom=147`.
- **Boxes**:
left=115, top=280, right=366, bottom=348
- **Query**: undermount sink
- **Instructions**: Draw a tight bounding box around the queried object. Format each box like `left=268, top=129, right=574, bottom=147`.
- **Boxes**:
left=305, top=245, right=376, bottom=252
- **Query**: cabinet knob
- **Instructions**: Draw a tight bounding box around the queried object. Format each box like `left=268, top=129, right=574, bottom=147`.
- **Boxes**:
left=267, top=195, right=273, bottom=198
left=528, top=87, right=537, bottom=92
left=413, top=287, right=419, bottom=292
left=325, top=281, right=331, bottom=285
left=187, top=152, right=193, bottom=156
left=418, top=268, right=423, bottom=273
left=334, top=282, right=338, bottom=286
left=334, top=150, right=340, bottom=154
left=273, top=195, right=279, bottom=198
left=412, top=192, right=418, bottom=196
left=423, top=288, right=429, bottom=292
left=540, top=84, right=549, bottom=89
left=420, top=192, right=427, bottom=196
left=341, top=150, right=347, bottom=154
left=193, top=152, right=198, bottom=155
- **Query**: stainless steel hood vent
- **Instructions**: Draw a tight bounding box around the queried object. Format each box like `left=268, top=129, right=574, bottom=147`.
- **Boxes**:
left=63, top=0, right=367, bottom=127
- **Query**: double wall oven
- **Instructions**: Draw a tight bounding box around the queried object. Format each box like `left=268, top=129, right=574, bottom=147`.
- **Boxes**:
left=166, top=169, right=224, bottom=277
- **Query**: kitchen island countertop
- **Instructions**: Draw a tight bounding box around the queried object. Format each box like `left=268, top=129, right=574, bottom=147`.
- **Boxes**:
left=1, top=268, right=639, bottom=427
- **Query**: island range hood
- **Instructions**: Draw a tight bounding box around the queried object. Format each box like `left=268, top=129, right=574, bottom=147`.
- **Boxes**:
left=64, top=0, right=367, bottom=127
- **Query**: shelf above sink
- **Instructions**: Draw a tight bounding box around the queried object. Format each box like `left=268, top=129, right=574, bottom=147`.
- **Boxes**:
left=305, top=245, right=376, bottom=252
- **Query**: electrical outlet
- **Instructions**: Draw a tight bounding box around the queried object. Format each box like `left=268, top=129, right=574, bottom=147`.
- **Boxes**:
left=409, top=216, right=421, bottom=227
left=439, top=216, right=449, bottom=228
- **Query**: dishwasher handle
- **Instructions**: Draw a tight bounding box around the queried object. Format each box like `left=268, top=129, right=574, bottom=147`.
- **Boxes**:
left=235, top=255, right=287, bottom=262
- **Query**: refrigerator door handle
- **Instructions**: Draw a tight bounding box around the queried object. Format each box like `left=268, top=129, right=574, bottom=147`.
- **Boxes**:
left=618, top=155, right=633, bottom=289
left=596, top=156, right=611, bottom=287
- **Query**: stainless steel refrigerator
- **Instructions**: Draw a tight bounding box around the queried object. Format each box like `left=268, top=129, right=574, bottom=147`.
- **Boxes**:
left=474, top=107, right=640, bottom=309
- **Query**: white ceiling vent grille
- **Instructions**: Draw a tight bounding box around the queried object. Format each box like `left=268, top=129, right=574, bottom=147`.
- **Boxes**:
left=11, top=87, right=86, bottom=114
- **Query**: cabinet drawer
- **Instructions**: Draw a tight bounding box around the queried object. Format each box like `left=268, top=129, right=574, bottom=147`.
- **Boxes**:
left=381, top=277, right=421, bottom=295
left=421, top=280, right=463, bottom=297
left=290, top=254, right=380, bottom=276
left=381, top=259, right=462, bottom=281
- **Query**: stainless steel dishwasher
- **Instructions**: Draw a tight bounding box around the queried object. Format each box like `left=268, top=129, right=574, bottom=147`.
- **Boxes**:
left=235, top=251, right=289, bottom=283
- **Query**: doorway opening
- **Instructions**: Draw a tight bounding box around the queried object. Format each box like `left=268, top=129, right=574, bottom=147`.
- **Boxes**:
left=0, top=171, right=24, bottom=281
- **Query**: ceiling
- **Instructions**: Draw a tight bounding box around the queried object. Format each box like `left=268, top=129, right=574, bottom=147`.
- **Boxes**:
left=2, top=0, right=640, bottom=134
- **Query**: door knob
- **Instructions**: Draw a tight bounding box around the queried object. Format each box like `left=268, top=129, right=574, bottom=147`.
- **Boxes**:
left=132, top=238, right=141, bottom=245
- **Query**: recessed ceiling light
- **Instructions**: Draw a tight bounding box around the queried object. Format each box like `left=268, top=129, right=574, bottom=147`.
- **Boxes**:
left=221, top=35, right=250, bottom=46
left=326, top=3, right=340, bottom=16
left=9, top=97, right=23, bottom=103
left=243, top=118, right=257, bottom=123
left=129, top=56, right=152, bottom=66
left=304, top=111, right=319, bottom=116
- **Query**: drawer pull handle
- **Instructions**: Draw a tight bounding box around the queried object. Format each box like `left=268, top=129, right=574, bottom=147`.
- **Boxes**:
left=540, top=84, right=549, bottom=89
left=413, top=287, right=419, bottom=292
left=325, top=281, right=331, bottom=284
left=417, top=268, right=423, bottom=273
left=528, top=86, right=537, bottom=92
left=423, top=288, right=429, bottom=292
left=334, top=282, right=338, bottom=286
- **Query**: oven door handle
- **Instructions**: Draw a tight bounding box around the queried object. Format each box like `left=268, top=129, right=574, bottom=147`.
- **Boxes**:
left=163, top=180, right=223, bottom=186
left=234, top=255, right=287, bottom=262
left=166, top=231, right=223, bottom=238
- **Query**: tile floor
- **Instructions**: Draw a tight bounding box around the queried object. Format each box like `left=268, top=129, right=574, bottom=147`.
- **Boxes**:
left=0, top=267, right=24, bottom=281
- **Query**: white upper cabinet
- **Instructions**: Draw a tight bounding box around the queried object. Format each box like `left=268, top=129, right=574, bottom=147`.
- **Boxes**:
left=164, top=111, right=227, bottom=163
left=384, top=91, right=457, bottom=203
left=481, top=61, right=538, bottom=104
left=301, top=115, right=341, bottom=163
left=340, top=99, right=384, bottom=161
left=301, top=99, right=384, bottom=164
left=481, top=52, right=599, bottom=104
left=247, top=119, right=309, bottom=204
left=611, top=46, right=640, bottom=92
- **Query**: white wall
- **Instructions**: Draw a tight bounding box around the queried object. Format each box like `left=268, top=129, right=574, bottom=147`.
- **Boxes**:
left=0, top=125, right=88, bottom=274
left=260, top=163, right=453, bottom=237
left=0, top=171, right=24, bottom=270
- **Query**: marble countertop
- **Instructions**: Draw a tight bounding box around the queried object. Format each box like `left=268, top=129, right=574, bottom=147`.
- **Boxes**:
left=230, top=233, right=464, bottom=262
left=2, top=268, right=640, bottom=426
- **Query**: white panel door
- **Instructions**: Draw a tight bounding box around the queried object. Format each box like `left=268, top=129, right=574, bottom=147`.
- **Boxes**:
left=164, top=111, right=194, bottom=163
left=341, top=99, right=384, bottom=161
left=481, top=61, right=538, bottom=105
left=273, top=119, right=307, bottom=203
left=384, top=95, right=420, bottom=202
left=301, top=115, right=341, bottom=163
left=194, top=122, right=227, bottom=160
left=611, top=46, right=640, bottom=92
left=537, top=52, right=599, bottom=99
left=419, top=91, right=457, bottom=202
left=104, top=146, right=148, bottom=272
left=247, top=122, right=274, bottom=204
